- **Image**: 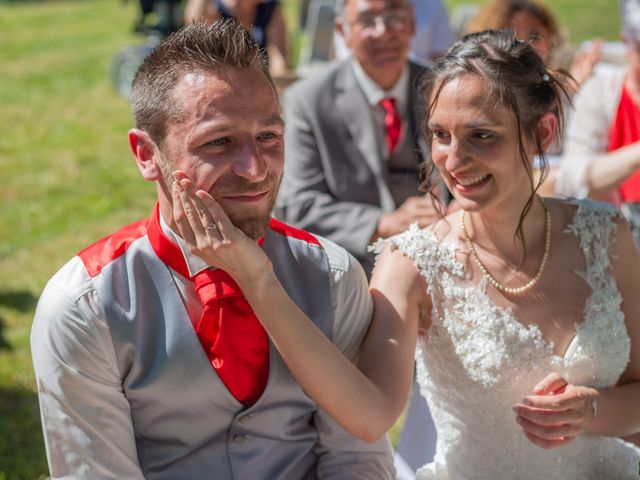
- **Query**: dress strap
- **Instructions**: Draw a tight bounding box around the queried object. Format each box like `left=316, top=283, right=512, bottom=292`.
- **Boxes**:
left=564, top=200, right=621, bottom=289
left=369, top=223, right=465, bottom=293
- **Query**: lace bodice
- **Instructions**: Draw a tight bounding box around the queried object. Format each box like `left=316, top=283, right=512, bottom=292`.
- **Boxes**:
left=373, top=200, right=640, bottom=479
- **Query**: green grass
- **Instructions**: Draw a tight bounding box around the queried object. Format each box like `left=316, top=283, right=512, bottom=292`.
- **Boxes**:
left=1, top=1, right=153, bottom=477
left=0, top=0, right=619, bottom=477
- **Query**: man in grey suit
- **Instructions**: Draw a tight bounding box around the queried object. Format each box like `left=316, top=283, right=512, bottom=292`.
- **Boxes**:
left=277, top=0, right=439, bottom=273
left=31, top=21, right=394, bottom=479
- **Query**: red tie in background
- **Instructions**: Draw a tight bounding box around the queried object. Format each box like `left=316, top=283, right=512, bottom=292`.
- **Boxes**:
left=194, top=268, right=269, bottom=407
left=380, top=97, right=402, bottom=157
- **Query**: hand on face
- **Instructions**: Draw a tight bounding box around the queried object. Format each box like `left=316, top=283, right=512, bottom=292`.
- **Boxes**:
left=513, top=372, right=597, bottom=449
left=171, top=170, right=272, bottom=287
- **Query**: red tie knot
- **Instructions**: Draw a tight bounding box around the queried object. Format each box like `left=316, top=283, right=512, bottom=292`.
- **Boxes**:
left=380, top=97, right=397, bottom=113
left=194, top=268, right=243, bottom=303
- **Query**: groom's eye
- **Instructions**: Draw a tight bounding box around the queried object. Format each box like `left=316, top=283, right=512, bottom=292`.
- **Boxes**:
left=210, top=137, right=230, bottom=147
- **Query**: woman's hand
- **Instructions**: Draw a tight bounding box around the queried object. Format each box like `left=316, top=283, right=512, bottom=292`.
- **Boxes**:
left=171, top=170, right=273, bottom=288
left=569, top=39, right=602, bottom=88
left=513, top=372, right=598, bottom=449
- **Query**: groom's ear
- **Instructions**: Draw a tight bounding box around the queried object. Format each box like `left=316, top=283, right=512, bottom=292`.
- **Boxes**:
left=129, top=128, right=162, bottom=182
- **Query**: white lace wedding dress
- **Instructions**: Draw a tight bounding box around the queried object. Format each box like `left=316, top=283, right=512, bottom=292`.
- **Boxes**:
left=373, top=200, right=640, bottom=479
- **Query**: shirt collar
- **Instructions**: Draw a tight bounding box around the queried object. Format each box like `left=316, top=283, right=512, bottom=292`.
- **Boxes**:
left=350, top=58, right=410, bottom=111
left=159, top=211, right=210, bottom=277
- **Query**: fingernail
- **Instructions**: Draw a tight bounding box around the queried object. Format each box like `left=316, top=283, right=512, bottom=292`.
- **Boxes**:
left=515, top=416, right=522, bottom=425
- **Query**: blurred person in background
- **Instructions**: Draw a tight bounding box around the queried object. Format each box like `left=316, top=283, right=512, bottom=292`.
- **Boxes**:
left=557, top=0, right=640, bottom=248
left=333, top=0, right=456, bottom=63
left=184, top=0, right=289, bottom=76
left=276, top=0, right=440, bottom=276
left=136, top=0, right=183, bottom=36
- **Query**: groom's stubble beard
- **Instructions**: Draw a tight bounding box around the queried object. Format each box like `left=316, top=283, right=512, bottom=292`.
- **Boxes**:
left=157, top=155, right=281, bottom=241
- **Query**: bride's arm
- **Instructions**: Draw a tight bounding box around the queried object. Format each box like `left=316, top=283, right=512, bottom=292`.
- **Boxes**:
left=357, top=246, right=430, bottom=437
left=249, top=246, right=428, bottom=442
left=172, top=176, right=428, bottom=441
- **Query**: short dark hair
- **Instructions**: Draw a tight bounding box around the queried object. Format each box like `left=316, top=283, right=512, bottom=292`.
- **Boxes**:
left=420, top=29, right=572, bottom=247
left=131, top=20, right=272, bottom=146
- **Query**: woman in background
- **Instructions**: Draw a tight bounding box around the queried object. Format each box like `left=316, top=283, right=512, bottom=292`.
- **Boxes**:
left=184, top=0, right=289, bottom=75
left=465, top=0, right=600, bottom=87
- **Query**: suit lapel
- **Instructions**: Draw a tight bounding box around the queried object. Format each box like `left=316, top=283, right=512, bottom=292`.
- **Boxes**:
left=335, top=62, right=395, bottom=211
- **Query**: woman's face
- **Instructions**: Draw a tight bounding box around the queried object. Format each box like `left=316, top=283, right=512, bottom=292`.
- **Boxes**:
left=428, top=74, right=534, bottom=215
left=510, top=11, right=552, bottom=62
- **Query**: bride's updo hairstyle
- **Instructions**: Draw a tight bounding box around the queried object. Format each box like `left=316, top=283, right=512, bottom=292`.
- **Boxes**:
left=420, top=29, right=572, bottom=246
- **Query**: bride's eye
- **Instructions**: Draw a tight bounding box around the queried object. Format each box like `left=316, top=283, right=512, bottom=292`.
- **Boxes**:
left=432, top=129, right=450, bottom=142
left=473, top=131, right=494, bottom=141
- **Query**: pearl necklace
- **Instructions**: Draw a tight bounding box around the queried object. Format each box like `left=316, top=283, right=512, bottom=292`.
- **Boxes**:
left=460, top=204, right=551, bottom=295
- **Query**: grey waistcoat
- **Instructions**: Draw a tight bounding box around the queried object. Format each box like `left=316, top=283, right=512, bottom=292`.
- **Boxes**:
left=92, top=217, right=334, bottom=479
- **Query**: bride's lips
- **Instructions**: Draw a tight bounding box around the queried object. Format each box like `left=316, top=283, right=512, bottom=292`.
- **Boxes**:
left=451, top=174, right=492, bottom=193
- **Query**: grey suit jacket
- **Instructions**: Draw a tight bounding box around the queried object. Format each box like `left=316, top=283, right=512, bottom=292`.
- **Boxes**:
left=276, top=59, right=431, bottom=268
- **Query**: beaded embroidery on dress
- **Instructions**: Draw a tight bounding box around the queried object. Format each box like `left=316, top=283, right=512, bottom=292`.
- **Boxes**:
left=371, top=200, right=640, bottom=479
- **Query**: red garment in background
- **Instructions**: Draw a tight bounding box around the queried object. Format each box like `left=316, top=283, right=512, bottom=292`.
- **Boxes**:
left=608, top=85, right=640, bottom=202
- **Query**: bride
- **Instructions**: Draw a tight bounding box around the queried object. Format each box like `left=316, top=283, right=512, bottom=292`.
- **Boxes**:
left=172, top=30, right=640, bottom=478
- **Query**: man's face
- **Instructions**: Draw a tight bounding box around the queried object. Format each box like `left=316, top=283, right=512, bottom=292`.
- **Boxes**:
left=341, top=0, right=414, bottom=82
left=158, top=69, right=284, bottom=240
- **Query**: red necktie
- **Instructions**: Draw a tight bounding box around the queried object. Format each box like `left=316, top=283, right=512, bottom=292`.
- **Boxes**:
left=380, top=97, right=402, bottom=157
left=193, top=268, right=269, bottom=407
left=145, top=204, right=270, bottom=406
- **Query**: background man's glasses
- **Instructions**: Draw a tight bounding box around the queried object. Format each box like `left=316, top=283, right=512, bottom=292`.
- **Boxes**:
left=352, top=8, right=410, bottom=35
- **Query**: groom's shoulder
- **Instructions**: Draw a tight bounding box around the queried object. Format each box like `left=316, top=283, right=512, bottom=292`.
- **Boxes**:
left=267, top=218, right=361, bottom=278
left=315, top=235, right=358, bottom=276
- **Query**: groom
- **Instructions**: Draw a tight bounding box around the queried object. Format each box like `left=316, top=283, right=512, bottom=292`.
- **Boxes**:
left=31, top=21, right=394, bottom=479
